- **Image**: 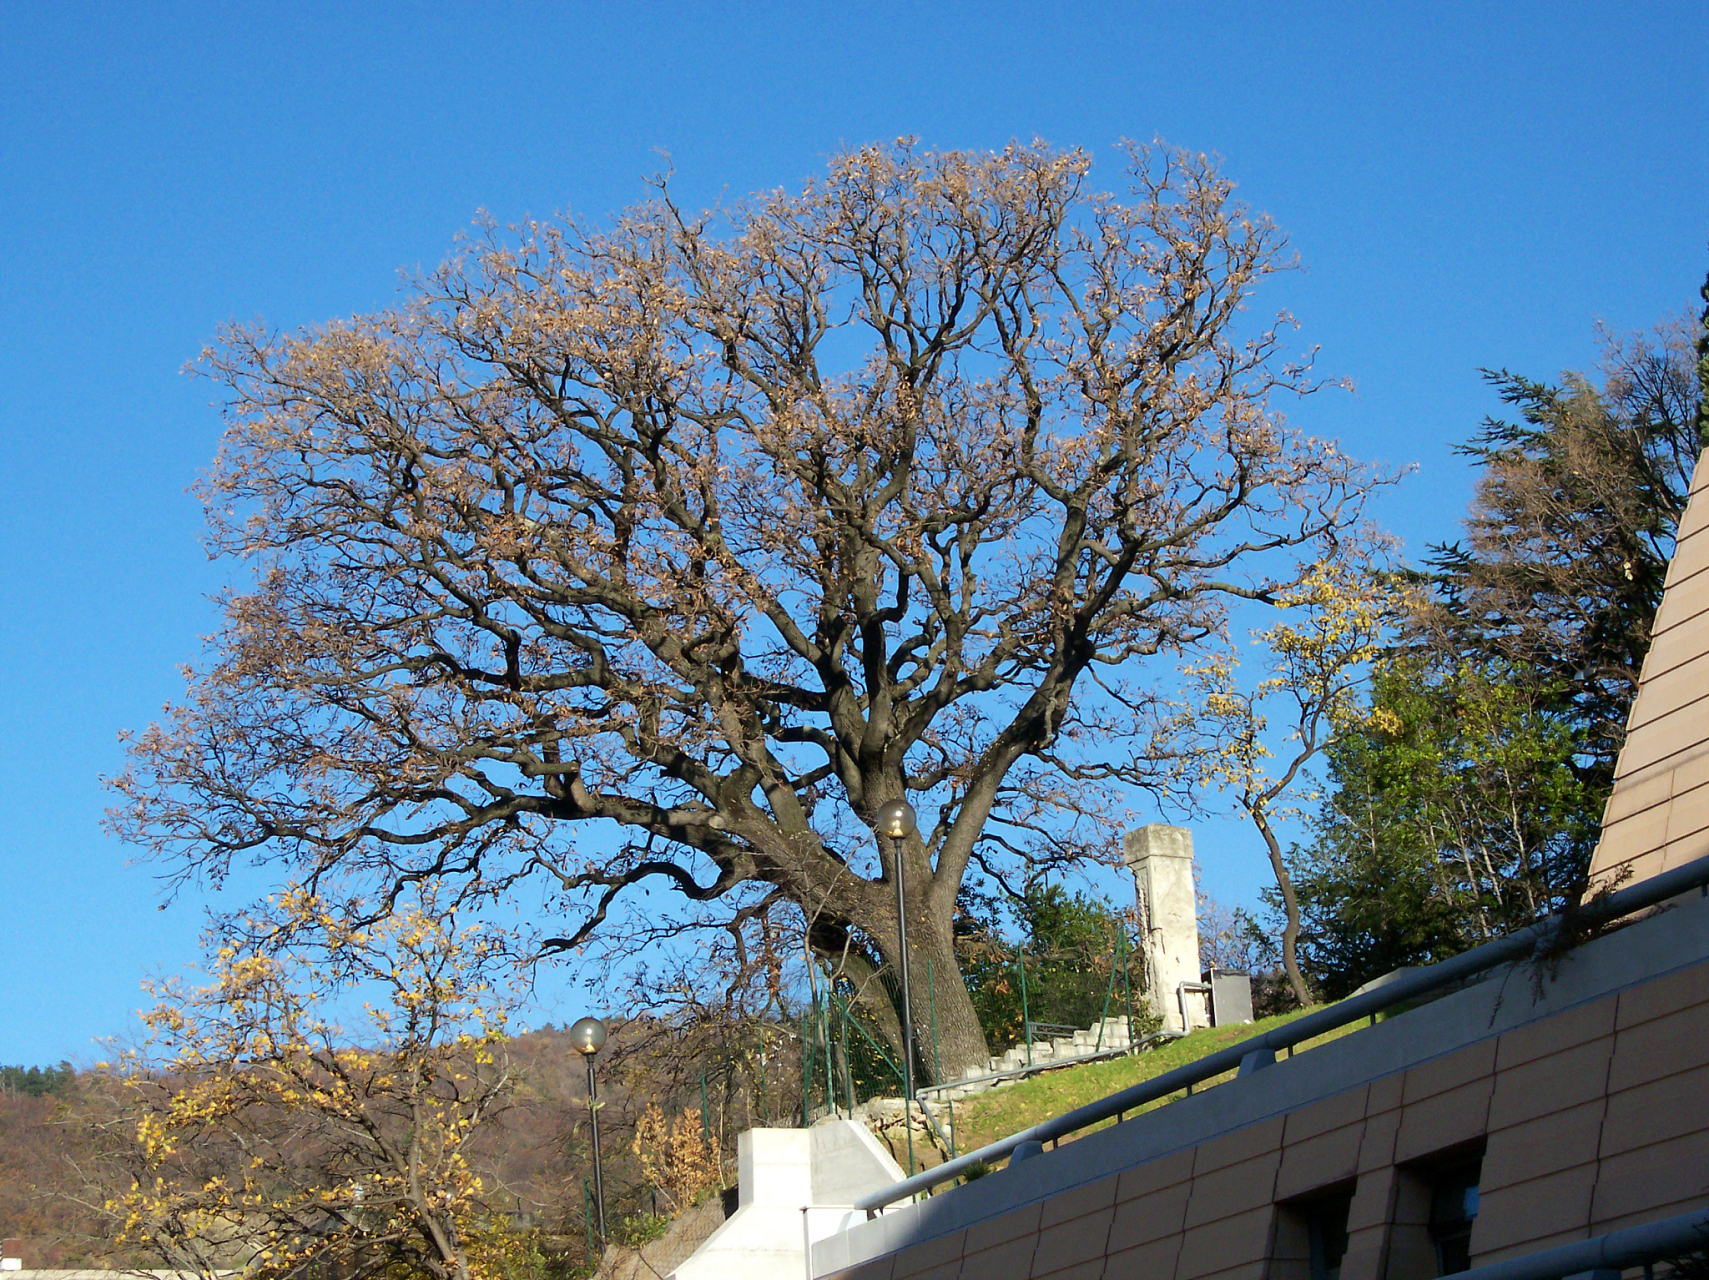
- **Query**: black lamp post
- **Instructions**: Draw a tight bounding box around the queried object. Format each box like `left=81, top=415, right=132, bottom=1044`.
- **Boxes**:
left=872, top=798, right=919, bottom=1130
left=569, top=1016, right=608, bottom=1242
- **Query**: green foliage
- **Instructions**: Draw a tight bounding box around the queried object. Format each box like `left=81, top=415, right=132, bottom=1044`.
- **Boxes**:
left=610, top=1213, right=671, bottom=1249
left=1426, top=321, right=1700, bottom=792
left=0, top=1062, right=74, bottom=1098
left=1287, top=659, right=1596, bottom=999
left=1290, top=303, right=1704, bottom=1001
left=476, top=1228, right=582, bottom=1280
left=957, top=883, right=1147, bottom=1053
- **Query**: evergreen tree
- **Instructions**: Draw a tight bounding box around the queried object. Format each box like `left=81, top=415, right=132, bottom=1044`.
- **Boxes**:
left=1288, top=660, right=1592, bottom=998
left=1423, top=313, right=1702, bottom=793
left=954, top=882, right=1141, bottom=1055
left=0, top=1062, right=75, bottom=1098
left=1289, top=295, right=1706, bottom=998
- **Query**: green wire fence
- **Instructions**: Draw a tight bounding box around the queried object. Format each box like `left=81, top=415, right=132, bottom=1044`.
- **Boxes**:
left=794, top=924, right=1153, bottom=1178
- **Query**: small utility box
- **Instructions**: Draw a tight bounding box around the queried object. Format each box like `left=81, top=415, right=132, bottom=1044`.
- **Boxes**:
left=1205, top=969, right=1254, bottom=1026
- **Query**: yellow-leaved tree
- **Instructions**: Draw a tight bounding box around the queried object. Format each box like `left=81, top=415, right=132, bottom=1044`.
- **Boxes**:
left=1175, top=555, right=1412, bottom=1007
left=630, top=1105, right=720, bottom=1213
left=109, top=889, right=517, bottom=1280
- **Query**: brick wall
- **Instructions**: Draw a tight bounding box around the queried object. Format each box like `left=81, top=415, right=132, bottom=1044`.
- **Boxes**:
left=823, top=957, right=1709, bottom=1280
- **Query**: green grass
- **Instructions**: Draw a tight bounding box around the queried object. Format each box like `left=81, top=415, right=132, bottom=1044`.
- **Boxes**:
left=926, top=1010, right=1369, bottom=1164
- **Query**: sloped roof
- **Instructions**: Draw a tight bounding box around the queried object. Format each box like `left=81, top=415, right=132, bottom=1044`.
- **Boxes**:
left=1589, top=448, right=1709, bottom=889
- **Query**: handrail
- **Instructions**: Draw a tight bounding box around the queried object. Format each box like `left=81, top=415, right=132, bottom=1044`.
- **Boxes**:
left=913, top=1030, right=1178, bottom=1100
left=855, top=850, right=1709, bottom=1211
left=1450, top=1204, right=1708, bottom=1280
left=800, top=1204, right=860, bottom=1280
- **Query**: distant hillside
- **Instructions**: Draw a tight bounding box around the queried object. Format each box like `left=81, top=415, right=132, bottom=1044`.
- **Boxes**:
left=0, top=1019, right=1375, bottom=1274
left=0, top=1075, right=109, bottom=1268
left=0, top=1024, right=781, bottom=1272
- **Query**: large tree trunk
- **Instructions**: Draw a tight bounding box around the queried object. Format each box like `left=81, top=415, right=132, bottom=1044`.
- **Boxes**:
left=867, top=892, right=992, bottom=1089
left=817, top=905, right=991, bottom=1090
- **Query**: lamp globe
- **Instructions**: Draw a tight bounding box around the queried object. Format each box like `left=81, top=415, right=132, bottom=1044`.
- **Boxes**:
left=569, top=1016, right=608, bottom=1056
left=873, top=799, right=918, bottom=839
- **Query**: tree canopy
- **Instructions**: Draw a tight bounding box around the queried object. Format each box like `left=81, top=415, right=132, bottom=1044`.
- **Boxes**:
left=1287, top=658, right=1595, bottom=1000
left=1425, top=315, right=1703, bottom=790
left=112, top=140, right=1378, bottom=1079
left=1286, top=301, right=1706, bottom=998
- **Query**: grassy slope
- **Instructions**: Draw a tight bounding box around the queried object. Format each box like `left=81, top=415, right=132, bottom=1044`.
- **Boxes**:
left=926, top=1009, right=1368, bottom=1163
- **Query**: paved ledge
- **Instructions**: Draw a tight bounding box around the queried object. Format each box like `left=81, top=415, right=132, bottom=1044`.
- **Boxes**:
left=3, top=1272, right=234, bottom=1279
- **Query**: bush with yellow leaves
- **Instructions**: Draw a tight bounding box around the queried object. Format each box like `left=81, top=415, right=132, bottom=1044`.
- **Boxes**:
left=630, top=1106, right=721, bottom=1213
left=107, top=886, right=520, bottom=1280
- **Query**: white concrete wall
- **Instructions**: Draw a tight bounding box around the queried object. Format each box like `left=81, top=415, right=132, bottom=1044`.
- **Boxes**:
left=736, top=1128, right=810, bottom=1208
left=669, top=1121, right=903, bottom=1280
left=809, top=1120, right=905, bottom=1207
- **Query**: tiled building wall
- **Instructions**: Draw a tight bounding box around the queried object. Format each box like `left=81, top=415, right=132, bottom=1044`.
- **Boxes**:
left=823, top=958, right=1709, bottom=1280
left=1591, top=451, right=1709, bottom=890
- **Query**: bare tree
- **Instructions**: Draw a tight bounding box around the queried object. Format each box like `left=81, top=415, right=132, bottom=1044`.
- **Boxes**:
left=112, top=139, right=1379, bottom=1081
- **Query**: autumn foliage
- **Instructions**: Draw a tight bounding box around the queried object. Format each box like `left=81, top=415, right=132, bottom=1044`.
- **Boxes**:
left=629, top=1106, right=720, bottom=1214
left=110, top=892, right=515, bottom=1280
left=1170, top=556, right=1413, bottom=1004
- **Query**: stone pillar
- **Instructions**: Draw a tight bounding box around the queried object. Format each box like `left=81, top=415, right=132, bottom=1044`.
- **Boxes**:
left=1123, top=824, right=1204, bottom=1034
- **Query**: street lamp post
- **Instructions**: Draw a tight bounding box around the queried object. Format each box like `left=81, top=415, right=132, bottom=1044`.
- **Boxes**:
left=873, top=798, right=919, bottom=1145
left=569, top=1016, right=608, bottom=1243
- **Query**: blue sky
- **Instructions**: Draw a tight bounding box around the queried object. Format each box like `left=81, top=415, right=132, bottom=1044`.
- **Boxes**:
left=1, top=2, right=1703, bottom=1066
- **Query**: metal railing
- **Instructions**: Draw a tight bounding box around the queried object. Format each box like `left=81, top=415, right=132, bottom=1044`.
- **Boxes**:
left=913, top=1029, right=1178, bottom=1103
left=1022, top=1021, right=1083, bottom=1038
left=1451, top=1204, right=1708, bottom=1280
left=800, top=1205, right=859, bottom=1280
left=855, top=850, right=1709, bottom=1212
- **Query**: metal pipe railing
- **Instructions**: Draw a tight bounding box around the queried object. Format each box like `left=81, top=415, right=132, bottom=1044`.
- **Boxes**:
left=912, top=1029, right=1178, bottom=1101
left=1451, top=1204, right=1708, bottom=1280
left=855, top=850, right=1709, bottom=1212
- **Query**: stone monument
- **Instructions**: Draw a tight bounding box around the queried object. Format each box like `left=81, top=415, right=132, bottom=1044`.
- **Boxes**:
left=1123, top=824, right=1206, bottom=1034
